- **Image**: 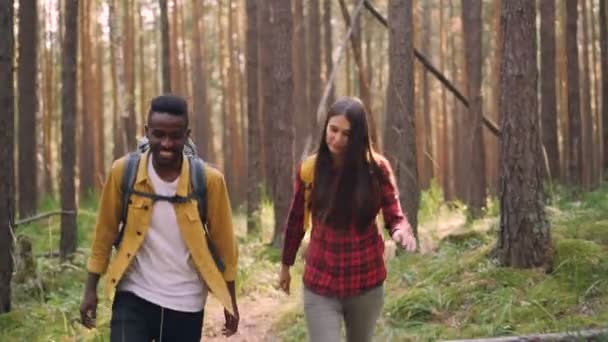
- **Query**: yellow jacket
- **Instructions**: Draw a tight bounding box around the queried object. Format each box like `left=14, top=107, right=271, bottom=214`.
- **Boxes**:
left=87, top=151, right=238, bottom=314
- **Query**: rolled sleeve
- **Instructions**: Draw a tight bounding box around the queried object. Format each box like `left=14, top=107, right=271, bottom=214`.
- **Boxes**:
left=281, top=168, right=306, bottom=266
left=207, top=170, right=238, bottom=281
left=87, top=160, right=123, bottom=274
left=378, top=160, right=410, bottom=236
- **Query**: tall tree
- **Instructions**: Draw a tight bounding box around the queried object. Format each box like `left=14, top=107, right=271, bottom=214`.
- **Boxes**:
left=323, top=0, right=335, bottom=106
left=539, top=0, right=559, bottom=180
left=601, top=0, right=608, bottom=172
left=268, top=0, right=295, bottom=248
left=160, top=0, right=171, bottom=93
left=581, top=0, right=594, bottom=188
left=123, top=0, right=136, bottom=148
left=462, top=0, right=486, bottom=215
left=307, top=0, right=321, bottom=138
left=18, top=0, right=38, bottom=217
left=79, top=0, right=95, bottom=197
left=566, top=0, right=583, bottom=187
left=385, top=0, right=419, bottom=236
left=293, top=0, right=309, bottom=157
left=191, top=0, right=213, bottom=160
left=498, top=0, right=551, bottom=268
left=60, top=0, right=79, bottom=258
left=0, top=0, right=15, bottom=313
left=246, top=0, right=261, bottom=234
left=419, top=0, right=433, bottom=189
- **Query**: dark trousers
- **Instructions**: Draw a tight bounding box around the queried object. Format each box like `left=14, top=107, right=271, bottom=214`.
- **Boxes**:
left=110, top=291, right=204, bottom=342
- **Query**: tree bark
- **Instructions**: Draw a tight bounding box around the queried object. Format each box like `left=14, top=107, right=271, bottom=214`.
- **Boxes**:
left=61, top=0, right=79, bottom=259
left=0, top=0, right=15, bottom=313
left=462, top=0, right=486, bottom=215
left=581, top=0, right=594, bottom=189
left=566, top=0, right=583, bottom=187
left=246, top=0, right=261, bottom=235
left=191, top=0, right=213, bottom=161
left=293, top=0, right=309, bottom=158
left=308, top=0, right=321, bottom=141
left=384, top=0, right=419, bottom=236
left=18, top=0, right=38, bottom=217
left=160, top=0, right=171, bottom=93
left=600, top=0, right=608, bottom=173
left=498, top=0, right=551, bottom=268
left=323, top=0, right=335, bottom=106
left=539, top=0, right=559, bottom=180
left=268, top=0, right=295, bottom=249
left=79, top=0, right=95, bottom=198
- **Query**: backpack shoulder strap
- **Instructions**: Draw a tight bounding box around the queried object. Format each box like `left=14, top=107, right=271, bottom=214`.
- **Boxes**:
left=120, top=152, right=141, bottom=224
left=189, top=155, right=208, bottom=226
left=300, top=155, right=316, bottom=231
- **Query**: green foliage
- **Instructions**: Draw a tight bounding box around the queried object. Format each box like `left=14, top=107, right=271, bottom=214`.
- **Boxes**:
left=418, top=179, right=445, bottom=224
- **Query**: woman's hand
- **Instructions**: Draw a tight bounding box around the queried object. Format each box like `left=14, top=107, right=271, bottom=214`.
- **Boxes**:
left=279, top=264, right=291, bottom=295
left=391, top=222, right=417, bottom=252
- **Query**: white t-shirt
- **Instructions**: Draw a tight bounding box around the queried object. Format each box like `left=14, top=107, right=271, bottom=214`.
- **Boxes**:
left=118, top=156, right=208, bottom=312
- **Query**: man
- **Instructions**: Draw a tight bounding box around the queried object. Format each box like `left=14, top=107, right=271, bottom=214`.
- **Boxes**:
left=80, top=95, right=239, bottom=341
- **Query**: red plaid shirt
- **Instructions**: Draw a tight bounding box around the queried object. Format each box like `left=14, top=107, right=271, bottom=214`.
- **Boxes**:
left=282, top=159, right=408, bottom=297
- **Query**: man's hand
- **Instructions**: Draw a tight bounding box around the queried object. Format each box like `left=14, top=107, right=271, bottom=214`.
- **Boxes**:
left=223, top=280, right=239, bottom=336
left=223, top=306, right=239, bottom=336
left=392, top=222, right=417, bottom=252
left=80, top=288, right=98, bottom=329
left=80, top=273, right=101, bottom=329
left=279, top=264, right=291, bottom=295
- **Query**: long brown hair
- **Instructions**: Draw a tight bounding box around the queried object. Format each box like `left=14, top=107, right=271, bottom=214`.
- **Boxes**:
left=310, top=97, right=383, bottom=231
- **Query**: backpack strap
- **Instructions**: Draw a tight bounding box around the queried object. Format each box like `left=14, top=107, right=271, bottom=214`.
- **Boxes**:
left=189, top=156, right=225, bottom=272
left=114, top=152, right=141, bottom=247
left=300, top=155, right=316, bottom=231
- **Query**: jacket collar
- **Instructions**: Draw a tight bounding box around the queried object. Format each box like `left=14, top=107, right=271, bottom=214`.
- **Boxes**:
left=134, top=150, right=191, bottom=197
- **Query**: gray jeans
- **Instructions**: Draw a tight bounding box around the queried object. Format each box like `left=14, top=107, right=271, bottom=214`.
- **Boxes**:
left=303, top=285, right=384, bottom=342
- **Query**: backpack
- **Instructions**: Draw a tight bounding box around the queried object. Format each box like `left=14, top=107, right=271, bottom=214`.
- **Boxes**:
left=113, top=137, right=225, bottom=272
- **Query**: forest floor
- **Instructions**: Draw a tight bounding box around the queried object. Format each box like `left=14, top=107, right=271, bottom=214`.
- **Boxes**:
left=2, top=184, right=608, bottom=341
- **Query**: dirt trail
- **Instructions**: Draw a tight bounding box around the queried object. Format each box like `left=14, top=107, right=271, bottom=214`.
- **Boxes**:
left=202, top=290, right=286, bottom=342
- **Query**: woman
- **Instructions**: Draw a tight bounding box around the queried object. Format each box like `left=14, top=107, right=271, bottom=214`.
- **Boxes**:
left=279, top=96, right=416, bottom=342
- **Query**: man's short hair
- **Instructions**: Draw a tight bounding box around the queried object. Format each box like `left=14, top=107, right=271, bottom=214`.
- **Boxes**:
left=148, top=94, right=189, bottom=126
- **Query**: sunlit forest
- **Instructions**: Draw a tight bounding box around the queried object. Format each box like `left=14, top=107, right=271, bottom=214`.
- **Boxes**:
left=0, top=0, right=607, bottom=341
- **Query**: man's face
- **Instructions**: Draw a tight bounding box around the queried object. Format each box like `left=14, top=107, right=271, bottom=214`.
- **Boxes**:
left=145, top=112, right=190, bottom=168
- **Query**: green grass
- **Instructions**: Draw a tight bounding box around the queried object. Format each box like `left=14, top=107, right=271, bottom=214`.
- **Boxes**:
left=3, top=184, right=608, bottom=341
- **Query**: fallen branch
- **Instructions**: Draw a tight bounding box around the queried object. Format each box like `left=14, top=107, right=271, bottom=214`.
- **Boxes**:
left=443, top=328, right=608, bottom=342
left=15, top=210, right=76, bottom=227
left=364, top=0, right=501, bottom=137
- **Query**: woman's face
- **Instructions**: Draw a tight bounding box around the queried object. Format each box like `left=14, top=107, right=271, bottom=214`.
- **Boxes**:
left=325, top=114, right=351, bottom=158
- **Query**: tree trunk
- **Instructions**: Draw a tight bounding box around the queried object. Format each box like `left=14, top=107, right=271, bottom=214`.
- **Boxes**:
left=589, top=0, right=601, bottom=184
left=462, top=0, right=486, bottom=216
left=260, top=0, right=274, bottom=196
left=566, top=0, right=583, bottom=187
left=123, top=0, right=136, bottom=148
left=160, top=0, right=171, bottom=93
left=191, top=0, right=213, bottom=161
left=18, top=0, right=38, bottom=217
left=600, top=0, right=608, bottom=173
left=42, top=1, right=55, bottom=196
left=581, top=0, right=593, bottom=189
left=338, top=0, right=378, bottom=147
left=108, top=0, right=128, bottom=158
left=0, top=0, right=15, bottom=313
left=323, top=0, right=335, bottom=106
left=268, top=0, right=295, bottom=249
left=110, top=0, right=122, bottom=160
left=384, top=0, right=419, bottom=236
left=558, top=2, right=570, bottom=182
left=419, top=0, right=432, bottom=190
left=498, top=0, right=551, bottom=268
left=227, top=0, right=244, bottom=207
left=539, top=0, right=559, bottom=180
left=61, top=0, right=79, bottom=259
left=308, top=0, right=321, bottom=140
left=246, top=0, right=262, bottom=235
left=293, top=0, right=309, bottom=158
left=93, top=15, right=105, bottom=187
left=79, top=0, right=95, bottom=198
